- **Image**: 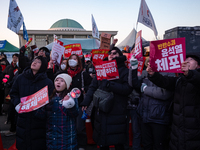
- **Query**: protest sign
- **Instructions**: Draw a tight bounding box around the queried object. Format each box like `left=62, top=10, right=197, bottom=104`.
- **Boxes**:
left=19, top=86, right=49, bottom=113
left=123, top=53, right=145, bottom=76
left=64, top=43, right=83, bottom=58
left=51, top=39, right=65, bottom=65
left=91, top=49, right=110, bottom=65
left=94, top=60, right=119, bottom=80
left=123, top=53, right=133, bottom=68
left=100, top=32, right=111, bottom=49
left=150, top=37, right=186, bottom=73
left=134, top=30, right=143, bottom=59
left=137, top=57, right=146, bottom=76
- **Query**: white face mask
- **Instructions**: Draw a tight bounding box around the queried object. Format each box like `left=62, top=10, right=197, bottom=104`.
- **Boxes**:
left=60, top=64, right=66, bottom=70
left=68, top=59, right=78, bottom=67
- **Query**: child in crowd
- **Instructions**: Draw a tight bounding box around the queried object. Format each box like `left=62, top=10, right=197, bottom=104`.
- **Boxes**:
left=46, top=73, right=79, bottom=150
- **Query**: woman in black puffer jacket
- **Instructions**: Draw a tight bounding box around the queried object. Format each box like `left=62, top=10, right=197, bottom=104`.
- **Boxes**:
left=81, top=47, right=133, bottom=150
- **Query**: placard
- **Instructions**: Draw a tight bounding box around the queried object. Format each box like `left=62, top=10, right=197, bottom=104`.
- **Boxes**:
left=19, top=86, right=49, bottom=113
left=150, top=38, right=186, bottom=73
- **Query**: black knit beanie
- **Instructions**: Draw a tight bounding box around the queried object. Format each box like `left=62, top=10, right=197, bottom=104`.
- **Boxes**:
left=39, top=47, right=50, bottom=62
left=186, top=52, right=200, bottom=65
left=34, top=56, right=48, bottom=74
left=110, top=47, right=123, bottom=56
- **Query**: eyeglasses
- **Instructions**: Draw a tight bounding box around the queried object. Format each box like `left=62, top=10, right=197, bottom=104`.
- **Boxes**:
left=108, top=51, right=117, bottom=55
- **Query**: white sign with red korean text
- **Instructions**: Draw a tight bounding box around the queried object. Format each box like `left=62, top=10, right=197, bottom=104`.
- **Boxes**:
left=51, top=39, right=65, bottom=65
left=63, top=43, right=83, bottom=58
left=150, top=37, right=186, bottom=73
left=19, top=86, right=49, bottom=113
left=94, top=60, right=119, bottom=80
left=134, top=30, right=143, bottom=59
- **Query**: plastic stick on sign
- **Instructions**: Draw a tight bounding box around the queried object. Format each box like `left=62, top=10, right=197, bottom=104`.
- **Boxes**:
left=24, top=38, right=32, bottom=48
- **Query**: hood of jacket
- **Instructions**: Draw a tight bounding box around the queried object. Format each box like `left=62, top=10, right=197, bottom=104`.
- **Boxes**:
left=22, top=66, right=48, bottom=83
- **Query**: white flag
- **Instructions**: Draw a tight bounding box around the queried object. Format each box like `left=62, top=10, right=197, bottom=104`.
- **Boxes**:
left=137, top=0, right=158, bottom=37
left=7, top=0, right=24, bottom=34
left=91, top=14, right=99, bottom=39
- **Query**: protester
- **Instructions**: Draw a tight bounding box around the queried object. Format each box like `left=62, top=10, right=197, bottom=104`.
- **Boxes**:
left=62, top=54, right=92, bottom=150
left=81, top=47, right=133, bottom=150
left=46, top=73, right=79, bottom=150
left=85, top=60, right=96, bottom=79
left=0, top=53, right=10, bottom=70
left=10, top=56, right=54, bottom=150
left=137, top=57, right=174, bottom=150
left=122, top=45, right=131, bottom=53
left=0, top=53, right=10, bottom=114
left=60, top=58, right=67, bottom=71
left=3, top=53, right=19, bottom=136
left=146, top=52, right=200, bottom=150
left=0, top=65, right=3, bottom=115
left=124, top=54, right=141, bottom=150
left=19, top=46, right=50, bottom=72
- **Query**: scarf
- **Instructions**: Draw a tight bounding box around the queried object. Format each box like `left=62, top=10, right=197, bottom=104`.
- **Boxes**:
left=67, top=67, right=81, bottom=78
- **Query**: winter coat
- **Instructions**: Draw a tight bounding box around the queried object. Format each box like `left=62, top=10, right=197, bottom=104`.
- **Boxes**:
left=10, top=67, right=54, bottom=150
left=81, top=56, right=133, bottom=147
left=46, top=96, right=79, bottom=150
left=137, top=70, right=174, bottom=125
left=49, top=69, right=93, bottom=106
left=148, top=68, right=200, bottom=150
left=3, top=62, right=18, bottom=96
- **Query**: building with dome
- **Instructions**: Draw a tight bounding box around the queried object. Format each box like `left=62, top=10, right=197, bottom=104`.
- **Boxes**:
left=18, top=18, right=118, bottom=49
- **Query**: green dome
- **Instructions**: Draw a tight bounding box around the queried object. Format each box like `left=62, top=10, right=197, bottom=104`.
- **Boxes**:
left=50, top=19, right=84, bottom=29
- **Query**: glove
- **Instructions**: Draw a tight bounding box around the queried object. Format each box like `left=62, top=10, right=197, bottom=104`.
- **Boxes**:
left=130, top=55, right=138, bottom=69
left=15, top=103, right=21, bottom=113
left=62, top=97, right=75, bottom=108
left=141, top=83, right=147, bottom=92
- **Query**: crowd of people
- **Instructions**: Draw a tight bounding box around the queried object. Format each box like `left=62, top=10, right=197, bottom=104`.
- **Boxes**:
left=0, top=39, right=199, bottom=150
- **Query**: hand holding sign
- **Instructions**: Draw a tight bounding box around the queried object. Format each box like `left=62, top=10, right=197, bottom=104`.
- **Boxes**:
left=146, top=62, right=155, bottom=76
left=181, top=61, right=189, bottom=76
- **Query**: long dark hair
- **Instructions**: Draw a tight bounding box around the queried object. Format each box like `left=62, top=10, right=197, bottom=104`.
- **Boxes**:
left=50, top=87, right=71, bottom=100
left=65, top=54, right=83, bottom=71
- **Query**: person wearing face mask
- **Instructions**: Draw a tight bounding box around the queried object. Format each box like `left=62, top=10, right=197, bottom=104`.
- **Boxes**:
left=60, top=59, right=67, bottom=71
left=61, top=54, right=92, bottom=150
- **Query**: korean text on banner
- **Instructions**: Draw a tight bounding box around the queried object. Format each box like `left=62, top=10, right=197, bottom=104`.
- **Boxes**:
left=150, top=37, right=186, bottom=73
left=123, top=53, right=145, bottom=76
left=19, top=86, right=49, bottom=113
left=100, top=33, right=111, bottom=49
left=64, top=43, right=83, bottom=58
left=7, top=0, right=24, bottom=34
left=92, top=49, right=110, bottom=65
left=137, top=57, right=146, bottom=76
left=51, top=39, right=65, bottom=65
left=123, top=53, right=133, bottom=68
left=134, top=30, right=143, bottom=59
left=94, top=60, right=119, bottom=81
